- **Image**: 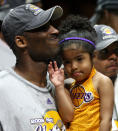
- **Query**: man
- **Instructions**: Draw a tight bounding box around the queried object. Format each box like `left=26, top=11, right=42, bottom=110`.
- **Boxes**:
left=0, top=0, right=42, bottom=71
left=93, top=24, right=118, bottom=130
left=90, top=0, right=118, bottom=33
left=0, top=3, right=65, bottom=131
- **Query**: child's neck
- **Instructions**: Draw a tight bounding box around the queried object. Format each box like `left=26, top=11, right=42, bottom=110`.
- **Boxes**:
left=76, top=77, right=88, bottom=85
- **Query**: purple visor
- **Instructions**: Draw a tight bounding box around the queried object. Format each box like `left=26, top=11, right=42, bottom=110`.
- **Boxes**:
left=59, top=37, right=96, bottom=48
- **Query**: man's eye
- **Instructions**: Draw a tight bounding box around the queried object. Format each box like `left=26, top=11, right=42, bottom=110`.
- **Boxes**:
left=114, top=48, right=118, bottom=56
left=41, top=25, right=50, bottom=31
left=100, top=49, right=108, bottom=55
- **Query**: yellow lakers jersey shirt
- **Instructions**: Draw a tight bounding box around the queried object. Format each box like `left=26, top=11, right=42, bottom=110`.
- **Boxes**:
left=67, top=67, right=100, bottom=131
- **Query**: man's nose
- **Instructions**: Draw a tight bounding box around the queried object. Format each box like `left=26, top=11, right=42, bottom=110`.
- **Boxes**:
left=50, top=25, right=59, bottom=34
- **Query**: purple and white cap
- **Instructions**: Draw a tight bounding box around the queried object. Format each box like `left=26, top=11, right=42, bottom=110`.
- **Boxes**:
left=94, top=24, right=118, bottom=50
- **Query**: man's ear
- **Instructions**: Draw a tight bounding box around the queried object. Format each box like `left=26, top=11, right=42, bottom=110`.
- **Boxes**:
left=15, top=36, right=27, bottom=48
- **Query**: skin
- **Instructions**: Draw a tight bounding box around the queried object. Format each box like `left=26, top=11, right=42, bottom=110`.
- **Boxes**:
left=48, top=44, right=114, bottom=131
left=62, top=47, right=93, bottom=84
left=0, top=32, right=2, bottom=39
left=34, top=2, right=43, bottom=8
left=93, top=42, right=118, bottom=83
left=48, top=61, right=74, bottom=122
left=14, top=22, right=60, bottom=88
left=0, top=22, right=4, bottom=40
left=93, top=71, right=114, bottom=131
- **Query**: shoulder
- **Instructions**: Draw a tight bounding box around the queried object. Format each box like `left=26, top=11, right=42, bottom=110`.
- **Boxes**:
left=93, top=71, right=113, bottom=91
left=94, top=71, right=112, bottom=84
left=0, top=70, right=13, bottom=90
left=0, top=70, right=11, bottom=82
left=0, top=69, right=22, bottom=90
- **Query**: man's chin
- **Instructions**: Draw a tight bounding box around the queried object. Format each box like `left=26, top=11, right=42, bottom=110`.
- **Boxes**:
left=32, top=57, right=56, bottom=64
left=107, top=72, right=117, bottom=79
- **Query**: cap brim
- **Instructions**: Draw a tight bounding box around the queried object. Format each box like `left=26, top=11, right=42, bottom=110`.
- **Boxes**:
left=96, top=36, right=118, bottom=50
left=26, top=6, right=63, bottom=31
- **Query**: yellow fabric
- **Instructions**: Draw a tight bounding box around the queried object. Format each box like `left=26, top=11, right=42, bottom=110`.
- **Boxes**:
left=114, top=120, right=118, bottom=128
left=67, top=67, right=100, bottom=131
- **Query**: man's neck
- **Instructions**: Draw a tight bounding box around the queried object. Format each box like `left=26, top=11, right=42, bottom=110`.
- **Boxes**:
left=14, top=61, right=48, bottom=88
left=110, top=75, right=117, bottom=85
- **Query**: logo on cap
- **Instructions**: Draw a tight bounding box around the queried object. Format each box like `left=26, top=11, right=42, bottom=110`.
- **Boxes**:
left=103, top=27, right=113, bottom=35
left=101, top=27, right=116, bottom=40
left=26, top=4, right=42, bottom=15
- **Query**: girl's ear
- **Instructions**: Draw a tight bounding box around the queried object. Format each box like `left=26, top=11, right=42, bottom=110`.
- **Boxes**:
left=15, top=36, right=27, bottom=48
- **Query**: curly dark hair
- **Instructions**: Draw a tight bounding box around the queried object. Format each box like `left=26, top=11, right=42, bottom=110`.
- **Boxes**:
left=59, top=15, right=95, bottom=35
left=58, top=14, right=97, bottom=58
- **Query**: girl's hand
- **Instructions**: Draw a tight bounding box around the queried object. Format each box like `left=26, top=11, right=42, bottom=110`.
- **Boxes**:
left=48, top=61, right=64, bottom=87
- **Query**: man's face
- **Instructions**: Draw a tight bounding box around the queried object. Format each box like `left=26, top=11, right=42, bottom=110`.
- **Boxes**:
left=23, top=22, right=60, bottom=62
left=93, top=42, right=118, bottom=78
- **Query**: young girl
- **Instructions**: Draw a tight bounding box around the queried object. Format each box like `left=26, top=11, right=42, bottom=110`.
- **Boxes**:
left=48, top=15, right=114, bottom=131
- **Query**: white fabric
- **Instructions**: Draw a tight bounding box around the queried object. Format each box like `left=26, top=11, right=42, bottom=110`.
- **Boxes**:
left=0, top=69, right=65, bottom=131
left=115, top=75, right=118, bottom=117
left=0, top=39, right=16, bottom=70
left=112, top=119, right=118, bottom=131
left=112, top=74, right=118, bottom=131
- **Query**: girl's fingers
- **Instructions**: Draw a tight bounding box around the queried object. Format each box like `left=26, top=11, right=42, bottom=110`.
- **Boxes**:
left=54, top=61, right=58, bottom=71
left=48, top=61, right=54, bottom=74
left=60, top=68, right=64, bottom=75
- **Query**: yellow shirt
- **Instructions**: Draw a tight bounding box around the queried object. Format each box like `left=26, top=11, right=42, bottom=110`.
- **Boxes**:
left=67, top=67, right=100, bottom=131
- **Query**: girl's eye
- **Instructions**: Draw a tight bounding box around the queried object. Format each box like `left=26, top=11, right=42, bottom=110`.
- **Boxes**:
left=77, top=57, right=83, bottom=61
left=64, top=61, right=70, bottom=64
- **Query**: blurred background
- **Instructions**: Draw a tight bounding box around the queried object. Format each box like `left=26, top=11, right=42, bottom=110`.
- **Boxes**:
left=42, top=0, right=96, bottom=26
left=0, top=0, right=97, bottom=25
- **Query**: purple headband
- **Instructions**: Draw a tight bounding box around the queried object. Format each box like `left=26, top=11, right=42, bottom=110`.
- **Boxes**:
left=59, top=37, right=96, bottom=48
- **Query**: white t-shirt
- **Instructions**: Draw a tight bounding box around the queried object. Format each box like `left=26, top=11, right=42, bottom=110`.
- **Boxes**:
left=0, top=39, right=16, bottom=70
left=112, top=74, right=118, bottom=130
left=115, top=74, right=118, bottom=117
left=0, top=69, right=65, bottom=131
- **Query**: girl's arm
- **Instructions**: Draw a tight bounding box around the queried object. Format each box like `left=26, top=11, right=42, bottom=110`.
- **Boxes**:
left=48, top=61, right=74, bottom=123
left=98, top=75, right=114, bottom=131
